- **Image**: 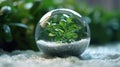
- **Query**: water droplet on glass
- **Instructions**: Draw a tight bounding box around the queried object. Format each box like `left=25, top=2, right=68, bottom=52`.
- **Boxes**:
left=35, top=8, right=90, bottom=56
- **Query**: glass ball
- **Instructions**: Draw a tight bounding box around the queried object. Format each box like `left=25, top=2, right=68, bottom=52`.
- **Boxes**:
left=35, top=8, right=90, bottom=56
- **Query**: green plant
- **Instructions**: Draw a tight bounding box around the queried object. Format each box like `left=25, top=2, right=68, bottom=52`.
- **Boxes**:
left=0, top=0, right=38, bottom=51
left=45, top=14, right=83, bottom=43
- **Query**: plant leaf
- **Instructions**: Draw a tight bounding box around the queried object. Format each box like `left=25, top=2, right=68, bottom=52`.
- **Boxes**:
left=3, top=24, right=12, bottom=42
left=49, top=33, right=55, bottom=37
left=67, top=17, right=72, bottom=23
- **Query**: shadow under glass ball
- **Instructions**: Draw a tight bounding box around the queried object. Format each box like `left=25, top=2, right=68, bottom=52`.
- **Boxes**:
left=35, top=9, right=90, bottom=56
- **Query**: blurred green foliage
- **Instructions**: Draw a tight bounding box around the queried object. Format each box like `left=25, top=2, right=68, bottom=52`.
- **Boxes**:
left=0, top=0, right=120, bottom=51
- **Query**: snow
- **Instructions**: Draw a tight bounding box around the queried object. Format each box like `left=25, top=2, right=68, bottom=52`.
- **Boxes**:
left=0, top=43, right=120, bottom=67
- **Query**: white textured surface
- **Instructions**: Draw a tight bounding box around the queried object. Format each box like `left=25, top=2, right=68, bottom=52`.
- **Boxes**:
left=0, top=43, right=120, bottom=67
left=37, top=38, right=89, bottom=46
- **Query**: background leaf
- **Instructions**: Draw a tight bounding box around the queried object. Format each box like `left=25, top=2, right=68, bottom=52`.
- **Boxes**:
left=3, top=24, right=12, bottom=42
left=9, top=23, right=29, bottom=29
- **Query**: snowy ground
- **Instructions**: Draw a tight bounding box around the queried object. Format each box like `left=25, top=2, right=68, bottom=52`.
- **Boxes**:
left=0, top=43, right=120, bottom=67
